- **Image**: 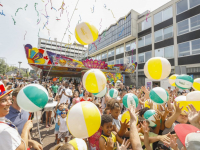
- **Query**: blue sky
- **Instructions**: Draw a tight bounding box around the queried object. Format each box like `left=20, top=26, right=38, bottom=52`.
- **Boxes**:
left=0, top=0, right=171, bottom=70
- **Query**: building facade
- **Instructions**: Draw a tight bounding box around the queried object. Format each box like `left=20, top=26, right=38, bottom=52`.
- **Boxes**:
left=88, top=0, right=200, bottom=87
left=38, top=38, right=87, bottom=60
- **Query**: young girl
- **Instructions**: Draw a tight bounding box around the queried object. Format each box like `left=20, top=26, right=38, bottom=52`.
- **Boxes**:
left=72, top=91, right=80, bottom=106
left=80, top=91, right=93, bottom=102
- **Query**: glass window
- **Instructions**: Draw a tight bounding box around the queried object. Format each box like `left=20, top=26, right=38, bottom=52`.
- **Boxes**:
left=177, top=19, right=189, bottom=35
left=178, top=41, right=190, bottom=56
left=165, top=45, right=174, bottom=58
left=145, top=51, right=152, bottom=62
left=138, top=37, right=144, bottom=48
left=155, top=48, right=164, bottom=57
left=190, top=14, right=200, bottom=31
left=138, top=18, right=152, bottom=32
left=126, top=43, right=130, bottom=51
left=130, top=41, right=136, bottom=50
left=155, top=30, right=163, bottom=42
left=102, top=52, right=107, bottom=59
left=177, top=0, right=188, bottom=15
left=145, top=34, right=151, bottom=45
left=154, top=11, right=162, bottom=25
left=190, top=0, right=200, bottom=8
left=163, top=7, right=173, bottom=21
left=191, top=39, right=200, bottom=54
left=164, top=26, right=173, bottom=39
left=116, top=46, right=124, bottom=55
left=120, top=58, right=124, bottom=64
left=108, top=49, right=114, bottom=57
left=139, top=53, right=145, bottom=63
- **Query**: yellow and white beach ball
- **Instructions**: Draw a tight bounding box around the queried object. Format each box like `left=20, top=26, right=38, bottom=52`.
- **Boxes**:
left=169, top=74, right=179, bottom=86
left=186, top=91, right=200, bottom=111
left=67, top=101, right=101, bottom=138
left=75, top=22, right=98, bottom=45
left=82, top=69, right=106, bottom=93
left=121, top=111, right=138, bottom=125
left=193, top=78, right=200, bottom=91
left=144, top=57, right=171, bottom=80
left=68, top=138, right=87, bottom=150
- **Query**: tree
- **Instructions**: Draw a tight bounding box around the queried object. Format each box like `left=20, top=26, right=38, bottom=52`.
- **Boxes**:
left=0, top=58, right=18, bottom=74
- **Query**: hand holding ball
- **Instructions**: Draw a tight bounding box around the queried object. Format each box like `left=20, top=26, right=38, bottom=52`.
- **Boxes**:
left=122, top=93, right=139, bottom=108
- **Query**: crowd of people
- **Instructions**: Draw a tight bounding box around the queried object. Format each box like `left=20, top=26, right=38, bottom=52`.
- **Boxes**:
left=0, top=76, right=200, bottom=150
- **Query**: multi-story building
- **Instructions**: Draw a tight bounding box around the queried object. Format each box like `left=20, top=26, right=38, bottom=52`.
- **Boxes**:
left=88, top=0, right=200, bottom=87
left=38, top=38, right=87, bottom=60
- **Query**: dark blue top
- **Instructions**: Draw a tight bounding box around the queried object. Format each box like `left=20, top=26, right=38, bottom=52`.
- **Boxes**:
left=6, top=106, right=29, bottom=135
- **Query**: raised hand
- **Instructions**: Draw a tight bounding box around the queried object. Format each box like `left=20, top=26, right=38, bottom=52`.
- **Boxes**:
left=186, top=104, right=200, bottom=128
left=57, top=115, right=60, bottom=119
left=158, top=133, right=171, bottom=143
left=174, top=102, right=183, bottom=115
left=120, top=119, right=130, bottom=131
left=117, top=139, right=130, bottom=150
left=141, top=121, right=149, bottom=134
left=163, top=134, right=179, bottom=150
left=147, top=99, right=153, bottom=109
left=151, top=113, right=161, bottom=126
left=105, top=138, right=114, bottom=150
left=128, top=105, right=137, bottom=123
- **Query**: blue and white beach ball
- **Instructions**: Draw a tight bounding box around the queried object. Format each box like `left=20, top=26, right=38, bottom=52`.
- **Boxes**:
left=17, top=84, right=49, bottom=112
left=175, top=75, right=194, bottom=90
left=144, top=110, right=156, bottom=127
left=93, top=87, right=107, bottom=98
left=109, top=88, right=118, bottom=99
left=149, top=87, right=169, bottom=105
left=122, top=93, right=139, bottom=108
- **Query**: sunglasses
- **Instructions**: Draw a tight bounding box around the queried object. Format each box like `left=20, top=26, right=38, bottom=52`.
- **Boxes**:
left=61, top=112, right=66, bottom=114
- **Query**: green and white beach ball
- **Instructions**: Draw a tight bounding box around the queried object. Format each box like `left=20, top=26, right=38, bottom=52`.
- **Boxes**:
left=149, top=87, right=169, bottom=105
left=109, top=88, right=118, bottom=99
left=175, top=75, right=194, bottom=90
left=122, top=93, right=139, bottom=108
left=17, top=84, right=49, bottom=112
left=93, top=87, right=107, bottom=98
left=144, top=110, right=157, bottom=127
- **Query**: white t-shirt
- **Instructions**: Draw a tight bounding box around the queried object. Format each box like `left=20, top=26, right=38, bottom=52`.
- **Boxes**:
left=59, top=87, right=72, bottom=104
left=59, top=117, right=68, bottom=132
left=0, top=117, right=21, bottom=150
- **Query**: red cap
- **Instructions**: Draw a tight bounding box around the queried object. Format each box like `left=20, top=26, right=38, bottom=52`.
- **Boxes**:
left=174, top=124, right=200, bottom=146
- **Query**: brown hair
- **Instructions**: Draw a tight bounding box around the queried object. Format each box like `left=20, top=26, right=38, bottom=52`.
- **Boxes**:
left=110, top=100, right=121, bottom=110
left=58, top=143, right=75, bottom=150
left=12, top=88, right=20, bottom=97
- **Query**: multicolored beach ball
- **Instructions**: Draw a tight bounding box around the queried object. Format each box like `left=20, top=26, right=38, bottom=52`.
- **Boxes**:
left=82, top=69, right=106, bottom=93
left=17, top=84, right=49, bottom=112
left=175, top=75, right=194, bottom=90
left=67, top=101, right=101, bottom=138
left=109, top=88, right=118, bottom=99
left=122, top=93, right=139, bottom=108
left=68, top=138, right=87, bottom=150
left=144, top=110, right=157, bottom=127
left=149, top=87, right=169, bottom=105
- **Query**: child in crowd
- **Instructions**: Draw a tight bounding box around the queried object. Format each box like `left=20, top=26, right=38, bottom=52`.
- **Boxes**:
left=72, top=91, right=80, bottom=106
left=99, top=114, right=125, bottom=150
left=57, top=110, right=69, bottom=144
left=54, top=100, right=65, bottom=143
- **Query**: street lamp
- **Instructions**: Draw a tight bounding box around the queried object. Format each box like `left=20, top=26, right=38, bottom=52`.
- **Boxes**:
left=18, top=62, right=22, bottom=76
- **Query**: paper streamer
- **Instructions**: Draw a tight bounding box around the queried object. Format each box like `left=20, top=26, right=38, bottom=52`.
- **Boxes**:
left=146, top=11, right=150, bottom=22
left=89, top=45, right=93, bottom=51
left=91, top=5, right=94, bottom=13
left=38, top=28, right=40, bottom=37
left=45, top=0, right=49, bottom=17
left=56, top=17, right=61, bottom=21
left=51, top=7, right=57, bottom=11
left=0, top=4, right=3, bottom=7
left=24, top=31, right=27, bottom=40
left=99, top=35, right=101, bottom=42
left=15, top=8, right=23, bottom=16
left=0, top=10, right=5, bottom=16
left=42, top=13, right=49, bottom=18
left=68, top=29, right=73, bottom=35
left=92, top=42, right=97, bottom=50
left=11, top=16, right=16, bottom=25
left=34, top=3, right=39, bottom=17
left=99, top=18, right=102, bottom=32
left=119, top=27, right=124, bottom=37
left=37, top=18, right=41, bottom=25
left=78, top=15, right=81, bottom=24
left=24, top=4, right=28, bottom=11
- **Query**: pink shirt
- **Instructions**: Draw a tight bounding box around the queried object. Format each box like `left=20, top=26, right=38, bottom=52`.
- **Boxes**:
left=73, top=97, right=80, bottom=104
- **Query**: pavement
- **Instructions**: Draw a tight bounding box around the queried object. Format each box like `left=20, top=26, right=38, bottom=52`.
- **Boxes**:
left=31, top=111, right=66, bottom=150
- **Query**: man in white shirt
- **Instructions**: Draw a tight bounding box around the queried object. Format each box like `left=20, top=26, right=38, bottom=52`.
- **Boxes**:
left=59, top=82, right=72, bottom=104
